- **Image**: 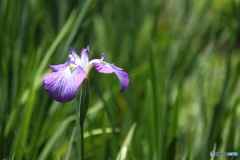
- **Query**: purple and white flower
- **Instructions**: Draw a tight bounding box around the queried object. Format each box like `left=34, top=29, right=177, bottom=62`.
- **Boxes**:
left=43, top=46, right=129, bottom=103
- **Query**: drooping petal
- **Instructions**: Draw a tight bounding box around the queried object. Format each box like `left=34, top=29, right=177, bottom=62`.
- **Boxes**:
left=80, top=46, right=90, bottom=71
left=114, top=70, right=129, bottom=92
left=90, top=60, right=129, bottom=92
left=49, top=62, right=69, bottom=72
left=43, top=62, right=86, bottom=102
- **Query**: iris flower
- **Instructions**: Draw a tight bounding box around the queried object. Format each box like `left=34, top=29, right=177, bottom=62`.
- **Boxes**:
left=43, top=46, right=129, bottom=103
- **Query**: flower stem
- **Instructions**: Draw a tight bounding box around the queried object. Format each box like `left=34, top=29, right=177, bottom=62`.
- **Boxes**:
left=80, top=123, right=84, bottom=160
left=78, top=78, right=90, bottom=160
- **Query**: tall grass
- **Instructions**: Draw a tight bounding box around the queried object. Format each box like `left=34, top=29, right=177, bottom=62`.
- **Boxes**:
left=1, top=0, right=240, bottom=160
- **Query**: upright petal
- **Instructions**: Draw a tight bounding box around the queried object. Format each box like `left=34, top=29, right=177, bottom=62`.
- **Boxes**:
left=69, top=47, right=81, bottom=66
left=90, top=60, right=129, bottom=92
left=80, top=46, right=90, bottom=71
left=69, top=47, right=78, bottom=58
left=49, top=62, right=69, bottom=72
left=43, top=62, right=86, bottom=102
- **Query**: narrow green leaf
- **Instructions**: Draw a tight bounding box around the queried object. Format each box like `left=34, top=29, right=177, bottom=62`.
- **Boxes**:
left=116, top=123, right=137, bottom=160
left=65, top=127, right=77, bottom=160
left=38, top=116, right=76, bottom=160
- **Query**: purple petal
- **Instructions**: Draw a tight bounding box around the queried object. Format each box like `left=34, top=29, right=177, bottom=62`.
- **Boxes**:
left=100, top=53, right=105, bottom=61
left=49, top=62, right=69, bottom=72
left=81, top=46, right=90, bottom=60
left=114, top=70, right=129, bottom=92
left=43, top=62, right=86, bottom=102
left=70, top=47, right=77, bottom=55
left=69, top=47, right=80, bottom=61
left=92, top=61, right=129, bottom=92
left=87, top=45, right=90, bottom=53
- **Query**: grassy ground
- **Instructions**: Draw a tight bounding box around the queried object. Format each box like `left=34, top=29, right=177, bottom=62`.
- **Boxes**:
left=1, top=0, right=240, bottom=159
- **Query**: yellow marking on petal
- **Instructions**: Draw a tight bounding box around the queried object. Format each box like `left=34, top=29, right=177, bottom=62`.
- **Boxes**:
left=69, top=66, right=76, bottom=71
left=100, top=61, right=106, bottom=64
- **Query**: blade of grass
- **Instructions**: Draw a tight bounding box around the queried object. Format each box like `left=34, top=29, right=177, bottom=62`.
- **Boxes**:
left=99, top=113, right=107, bottom=160
left=116, top=123, right=137, bottom=160
left=36, top=9, right=77, bottom=77
left=65, top=127, right=77, bottom=160
left=38, top=116, right=76, bottom=160
left=63, top=0, right=93, bottom=51
left=145, top=80, right=157, bottom=159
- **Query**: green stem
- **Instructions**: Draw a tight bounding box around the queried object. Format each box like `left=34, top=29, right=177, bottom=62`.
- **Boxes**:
left=76, top=90, right=82, bottom=160
left=78, top=78, right=90, bottom=160
left=80, top=123, right=84, bottom=160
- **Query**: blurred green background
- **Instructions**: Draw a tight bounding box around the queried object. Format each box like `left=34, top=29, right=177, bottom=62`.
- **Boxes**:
left=1, top=0, right=240, bottom=159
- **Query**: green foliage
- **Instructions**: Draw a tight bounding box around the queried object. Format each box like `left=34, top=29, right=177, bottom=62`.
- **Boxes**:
left=1, top=0, right=240, bottom=159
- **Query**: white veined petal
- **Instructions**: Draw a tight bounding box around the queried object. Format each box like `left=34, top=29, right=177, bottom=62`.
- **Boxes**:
left=43, top=62, right=86, bottom=102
